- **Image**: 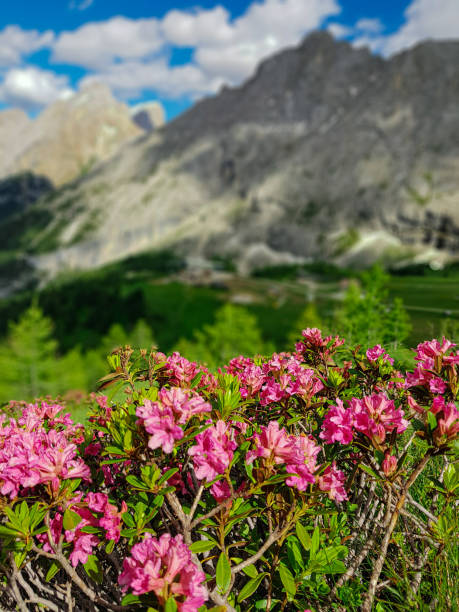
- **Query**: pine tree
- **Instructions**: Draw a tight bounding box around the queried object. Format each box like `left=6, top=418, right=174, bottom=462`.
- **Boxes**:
left=0, top=303, right=59, bottom=402
left=286, top=303, right=324, bottom=349
left=175, top=303, right=272, bottom=369
left=334, top=265, right=411, bottom=347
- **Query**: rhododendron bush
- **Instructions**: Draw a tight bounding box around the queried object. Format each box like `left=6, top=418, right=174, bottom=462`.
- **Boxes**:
left=0, top=330, right=458, bottom=611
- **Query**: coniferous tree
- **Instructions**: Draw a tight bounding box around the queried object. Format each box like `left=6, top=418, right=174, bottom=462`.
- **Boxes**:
left=0, top=303, right=59, bottom=402
left=175, top=303, right=272, bottom=369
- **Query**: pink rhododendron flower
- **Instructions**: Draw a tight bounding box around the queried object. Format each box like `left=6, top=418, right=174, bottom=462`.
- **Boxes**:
left=428, top=377, right=447, bottom=394
left=119, top=533, right=207, bottom=610
left=318, top=463, right=347, bottom=502
left=84, top=442, right=102, bottom=456
left=0, top=405, right=90, bottom=498
left=246, top=421, right=301, bottom=466
left=382, top=453, right=397, bottom=477
left=188, top=421, right=237, bottom=482
left=320, top=399, right=354, bottom=445
left=210, top=479, right=232, bottom=503
left=351, top=394, right=409, bottom=444
left=433, top=402, right=459, bottom=446
left=136, top=401, right=184, bottom=453
left=165, top=352, right=217, bottom=390
left=38, top=493, right=127, bottom=567
left=286, top=435, right=321, bottom=491
left=158, top=387, right=211, bottom=424
left=366, top=344, right=394, bottom=365
left=301, top=328, right=324, bottom=346
left=416, top=338, right=455, bottom=362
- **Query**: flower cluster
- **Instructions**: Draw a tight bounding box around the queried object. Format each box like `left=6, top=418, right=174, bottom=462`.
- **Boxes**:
left=318, top=463, right=347, bottom=502
left=164, top=351, right=217, bottom=390
left=188, top=420, right=237, bottom=482
left=245, top=421, right=343, bottom=497
left=320, top=393, right=409, bottom=446
left=226, top=351, right=323, bottom=405
left=0, top=403, right=90, bottom=498
left=38, top=492, right=127, bottom=567
left=406, top=337, right=459, bottom=391
left=366, top=344, right=394, bottom=365
left=136, top=387, right=211, bottom=453
left=119, top=533, right=207, bottom=610
left=295, top=328, right=345, bottom=362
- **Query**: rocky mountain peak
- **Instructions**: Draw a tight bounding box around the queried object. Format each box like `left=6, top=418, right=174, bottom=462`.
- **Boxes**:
left=2, top=32, right=459, bottom=290
left=0, top=83, right=166, bottom=187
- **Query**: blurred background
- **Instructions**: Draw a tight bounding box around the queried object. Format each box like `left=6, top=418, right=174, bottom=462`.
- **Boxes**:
left=1, top=0, right=459, bottom=409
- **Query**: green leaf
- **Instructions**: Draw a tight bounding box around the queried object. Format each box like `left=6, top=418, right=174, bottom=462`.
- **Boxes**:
left=13, top=549, right=27, bottom=569
left=216, top=552, right=231, bottom=594
left=106, top=539, right=115, bottom=554
left=84, top=555, right=103, bottom=584
left=103, top=445, right=128, bottom=456
left=79, top=525, right=101, bottom=534
left=242, top=564, right=258, bottom=578
left=126, top=475, right=148, bottom=490
left=295, top=522, right=311, bottom=552
left=158, top=468, right=179, bottom=486
left=358, top=464, right=379, bottom=479
left=63, top=509, right=82, bottom=531
left=237, top=572, right=268, bottom=602
left=311, top=526, right=320, bottom=558
left=286, top=536, right=304, bottom=570
left=0, top=525, right=21, bottom=536
left=45, top=562, right=61, bottom=582
left=122, top=512, right=136, bottom=527
left=427, top=411, right=437, bottom=430
left=278, top=564, right=296, bottom=599
left=189, top=540, right=215, bottom=553
left=121, top=593, right=142, bottom=606
left=164, top=597, right=178, bottom=612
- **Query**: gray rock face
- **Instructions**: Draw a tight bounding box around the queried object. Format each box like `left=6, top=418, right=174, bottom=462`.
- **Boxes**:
left=3, top=31, right=459, bottom=285
left=131, top=102, right=166, bottom=132
left=0, top=84, right=165, bottom=187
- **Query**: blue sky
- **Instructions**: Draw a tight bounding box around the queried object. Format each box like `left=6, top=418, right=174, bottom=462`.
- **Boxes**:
left=0, top=0, right=458, bottom=120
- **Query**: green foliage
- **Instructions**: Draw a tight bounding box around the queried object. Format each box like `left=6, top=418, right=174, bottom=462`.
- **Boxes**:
left=334, top=265, right=411, bottom=347
left=175, top=303, right=273, bottom=369
left=286, top=303, right=324, bottom=348
left=0, top=302, right=60, bottom=401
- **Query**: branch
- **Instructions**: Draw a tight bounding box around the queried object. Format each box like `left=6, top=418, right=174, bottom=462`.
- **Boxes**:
left=31, top=545, right=125, bottom=612
left=188, top=484, right=205, bottom=524
left=361, top=450, right=433, bottom=612
left=231, top=530, right=281, bottom=575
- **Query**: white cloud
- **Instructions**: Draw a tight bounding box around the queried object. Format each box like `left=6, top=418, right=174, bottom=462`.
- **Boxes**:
left=327, top=23, right=353, bottom=39
left=53, top=0, right=340, bottom=99
left=161, top=6, right=233, bottom=47
left=355, top=18, right=384, bottom=34
left=81, top=60, right=224, bottom=99
left=0, top=66, right=73, bottom=110
left=69, top=0, right=94, bottom=10
left=205, top=0, right=340, bottom=81
left=381, top=0, right=459, bottom=55
left=0, top=25, right=54, bottom=67
left=53, top=16, right=162, bottom=69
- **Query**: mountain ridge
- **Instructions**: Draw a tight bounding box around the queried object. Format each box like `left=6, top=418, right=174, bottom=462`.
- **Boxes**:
left=3, top=31, right=459, bottom=291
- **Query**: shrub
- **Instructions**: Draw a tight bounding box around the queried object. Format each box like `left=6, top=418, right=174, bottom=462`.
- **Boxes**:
left=0, top=331, right=458, bottom=611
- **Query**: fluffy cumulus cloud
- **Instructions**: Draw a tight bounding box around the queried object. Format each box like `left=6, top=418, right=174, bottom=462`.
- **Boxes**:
left=54, top=0, right=340, bottom=99
left=0, top=26, right=54, bottom=67
left=3, top=0, right=459, bottom=112
left=380, top=0, right=459, bottom=55
left=52, top=16, right=163, bottom=70
left=0, top=67, right=73, bottom=110
left=331, top=0, right=459, bottom=55
left=69, top=0, right=94, bottom=9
